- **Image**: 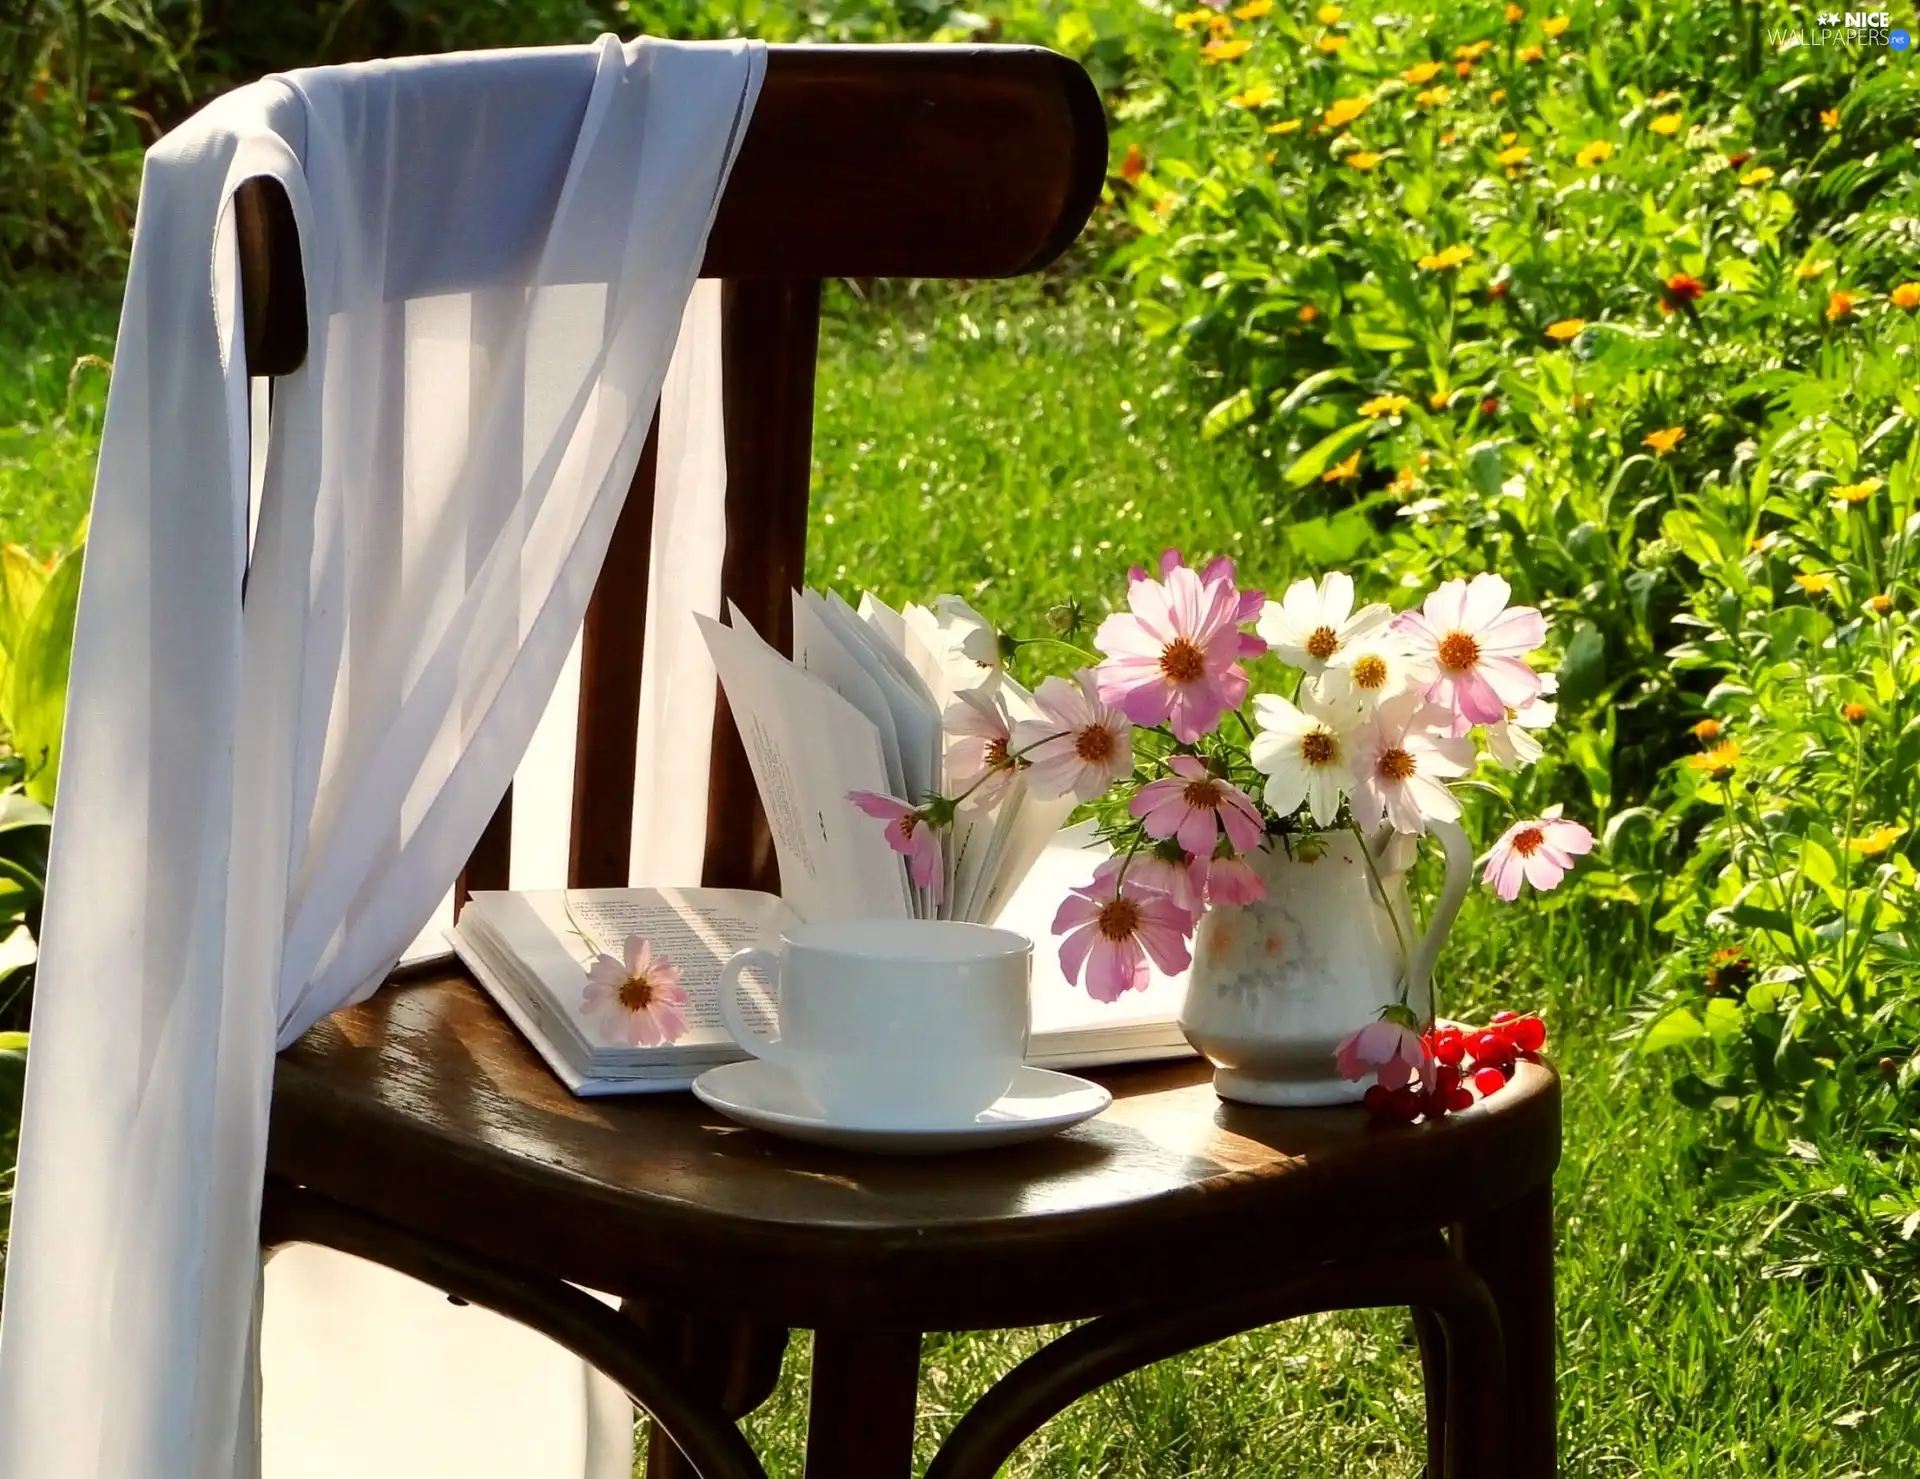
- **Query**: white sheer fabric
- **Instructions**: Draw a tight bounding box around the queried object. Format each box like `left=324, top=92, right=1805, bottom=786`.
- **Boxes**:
left=0, top=36, right=763, bottom=1479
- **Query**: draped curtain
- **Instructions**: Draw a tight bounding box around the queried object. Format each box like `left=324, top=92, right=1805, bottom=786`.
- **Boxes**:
left=0, top=36, right=763, bottom=1479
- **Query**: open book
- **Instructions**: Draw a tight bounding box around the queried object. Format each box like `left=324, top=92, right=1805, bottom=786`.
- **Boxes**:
left=451, top=824, right=1192, bottom=1095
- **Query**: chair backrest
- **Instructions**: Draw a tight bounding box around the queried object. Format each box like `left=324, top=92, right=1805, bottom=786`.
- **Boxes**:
left=236, top=42, right=1106, bottom=907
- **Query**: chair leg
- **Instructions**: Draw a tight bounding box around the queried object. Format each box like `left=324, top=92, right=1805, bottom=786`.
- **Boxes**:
left=1410, top=1306, right=1448, bottom=1479
left=626, top=1304, right=789, bottom=1479
left=1456, top=1182, right=1557, bottom=1478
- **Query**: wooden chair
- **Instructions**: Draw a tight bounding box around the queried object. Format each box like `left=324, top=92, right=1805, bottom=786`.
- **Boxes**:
left=241, top=44, right=1561, bottom=1479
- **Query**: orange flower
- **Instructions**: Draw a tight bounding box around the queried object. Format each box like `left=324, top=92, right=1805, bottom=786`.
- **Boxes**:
left=1865, top=593, right=1894, bottom=617
left=1323, top=449, right=1363, bottom=483
left=1842, top=701, right=1869, bottom=724
left=1202, top=36, right=1253, bottom=62
left=1298, top=304, right=1320, bottom=322
left=1403, top=60, right=1444, bottom=83
left=1518, top=43, right=1545, bottom=62
left=1428, top=389, right=1452, bottom=410
left=1454, top=59, right=1475, bottom=78
left=1643, top=426, right=1685, bottom=456
left=1690, top=718, right=1722, bottom=743
left=1545, top=318, right=1586, bottom=340
left=1455, top=40, right=1494, bottom=59
left=1826, top=289, right=1856, bottom=322
left=1891, top=282, right=1920, bottom=311
left=1119, top=143, right=1147, bottom=182
left=1660, top=273, right=1706, bottom=313
left=1819, top=107, right=1840, bottom=131
left=1486, top=279, right=1511, bottom=300
left=1317, top=33, right=1346, bottom=52
left=1505, top=1, right=1525, bottom=19
left=1322, top=94, right=1373, bottom=129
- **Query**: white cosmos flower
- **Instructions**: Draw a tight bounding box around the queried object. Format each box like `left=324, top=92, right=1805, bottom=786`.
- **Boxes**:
left=1314, top=625, right=1431, bottom=712
left=1349, top=693, right=1476, bottom=835
left=1249, top=689, right=1365, bottom=827
left=1483, top=673, right=1558, bottom=769
left=1256, top=571, right=1394, bottom=675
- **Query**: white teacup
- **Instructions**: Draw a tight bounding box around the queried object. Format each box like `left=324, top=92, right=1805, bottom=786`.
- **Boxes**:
left=717, top=920, right=1032, bottom=1130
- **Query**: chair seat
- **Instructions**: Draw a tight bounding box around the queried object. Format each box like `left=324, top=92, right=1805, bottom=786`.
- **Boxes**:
left=269, top=966, right=1560, bottom=1332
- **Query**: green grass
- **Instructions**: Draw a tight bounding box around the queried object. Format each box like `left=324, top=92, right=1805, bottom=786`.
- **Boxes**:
left=4, top=272, right=1916, bottom=1476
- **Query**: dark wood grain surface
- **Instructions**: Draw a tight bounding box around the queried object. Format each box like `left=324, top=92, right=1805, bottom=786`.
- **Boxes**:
left=271, top=969, right=1561, bottom=1331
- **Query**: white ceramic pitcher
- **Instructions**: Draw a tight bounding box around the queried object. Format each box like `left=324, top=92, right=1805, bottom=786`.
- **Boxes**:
left=1177, top=818, right=1472, bottom=1106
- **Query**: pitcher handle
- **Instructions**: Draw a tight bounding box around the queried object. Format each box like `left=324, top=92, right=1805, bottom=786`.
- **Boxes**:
left=1405, top=817, right=1473, bottom=1005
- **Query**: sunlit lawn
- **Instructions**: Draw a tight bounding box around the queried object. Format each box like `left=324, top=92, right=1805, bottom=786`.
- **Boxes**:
left=2, top=272, right=1913, bottom=1476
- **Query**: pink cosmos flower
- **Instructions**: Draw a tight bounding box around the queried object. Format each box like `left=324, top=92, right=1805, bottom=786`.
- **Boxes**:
left=1096, top=564, right=1255, bottom=742
left=1394, top=573, right=1546, bottom=726
left=582, top=934, right=690, bottom=1047
left=1054, top=870, right=1194, bottom=1002
left=1349, top=694, right=1476, bottom=835
left=945, top=689, right=1020, bottom=808
left=1094, top=849, right=1203, bottom=922
left=848, top=790, right=945, bottom=904
left=1130, top=755, right=1266, bottom=858
left=1130, top=550, right=1267, bottom=658
left=1335, top=1018, right=1434, bottom=1092
left=1482, top=816, right=1594, bottom=901
left=1192, top=847, right=1267, bottom=907
left=1011, top=669, right=1134, bottom=802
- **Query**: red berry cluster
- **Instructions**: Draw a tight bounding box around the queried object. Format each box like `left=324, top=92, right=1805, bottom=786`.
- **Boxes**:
left=1362, top=1010, right=1547, bottom=1124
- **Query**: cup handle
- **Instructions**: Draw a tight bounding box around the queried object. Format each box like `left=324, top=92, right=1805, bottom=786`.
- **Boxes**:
left=1405, top=817, right=1473, bottom=1006
left=718, top=946, right=788, bottom=1065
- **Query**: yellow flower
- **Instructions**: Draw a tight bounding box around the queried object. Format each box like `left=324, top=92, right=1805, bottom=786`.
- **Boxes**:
left=1518, top=43, right=1545, bottom=62
left=1738, top=165, right=1775, bottom=186
left=1390, top=464, right=1420, bottom=493
left=1230, top=83, right=1276, bottom=107
left=1418, top=243, right=1474, bottom=270
left=1173, top=7, right=1212, bottom=29
left=1318, top=33, right=1347, bottom=52
left=1455, top=39, right=1494, bottom=59
left=1268, top=117, right=1303, bottom=134
left=1545, top=317, right=1586, bottom=340
left=1865, top=593, right=1893, bottom=617
left=1506, top=2, right=1526, bottom=19
left=1316, top=2, right=1343, bottom=21
left=1794, top=572, right=1836, bottom=595
left=1489, top=88, right=1508, bottom=104
left=1439, top=128, right=1457, bottom=144
left=1403, top=60, right=1444, bottom=83
left=1820, top=107, right=1840, bottom=131
left=1541, top=14, right=1570, bottom=36
left=1428, top=389, right=1452, bottom=410
left=1499, top=130, right=1519, bottom=145
left=1648, top=114, right=1683, bottom=136
left=1415, top=85, right=1452, bottom=107
left=1827, top=289, right=1856, bottom=322
left=1576, top=139, right=1614, bottom=168
left=1686, top=741, right=1742, bottom=782
left=1202, top=36, right=1253, bottom=62
left=1235, top=0, right=1274, bottom=14
left=1795, top=259, right=1833, bottom=282
left=1888, top=281, right=1920, bottom=311
left=1323, top=94, right=1373, bottom=128
left=1346, top=150, right=1383, bottom=170
left=1496, top=144, right=1531, bottom=166
left=1831, top=478, right=1880, bottom=506
left=1209, top=12, right=1234, bottom=32
left=1849, top=824, right=1903, bottom=857
left=1642, top=426, right=1685, bottom=456
left=1359, top=393, right=1412, bottom=418
left=1324, top=449, right=1363, bottom=483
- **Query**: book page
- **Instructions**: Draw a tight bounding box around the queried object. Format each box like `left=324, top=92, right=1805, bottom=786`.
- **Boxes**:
left=699, top=609, right=915, bottom=922
left=792, top=590, right=907, bottom=798
left=820, top=590, right=941, bottom=805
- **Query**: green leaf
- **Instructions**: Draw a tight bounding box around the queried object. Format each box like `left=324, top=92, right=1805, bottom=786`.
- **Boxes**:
left=1642, top=1005, right=1706, bottom=1053
left=1671, top=1071, right=1731, bottom=1109
left=5, top=542, right=83, bottom=806
left=1284, top=421, right=1370, bottom=488
left=1556, top=621, right=1607, bottom=706
left=1286, top=507, right=1377, bottom=565
left=1273, top=368, right=1353, bottom=416
left=1800, top=839, right=1838, bottom=890
left=1730, top=902, right=1796, bottom=936
left=1200, top=387, right=1255, bottom=440
left=1703, top=997, right=1744, bottom=1039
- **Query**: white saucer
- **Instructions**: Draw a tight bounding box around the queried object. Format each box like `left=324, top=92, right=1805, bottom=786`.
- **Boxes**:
left=690, top=1060, right=1112, bottom=1155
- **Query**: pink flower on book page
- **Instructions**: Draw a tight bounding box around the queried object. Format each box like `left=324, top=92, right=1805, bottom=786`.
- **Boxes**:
left=1053, top=870, right=1193, bottom=1002
left=1095, top=563, right=1254, bottom=742
left=847, top=790, right=945, bottom=904
left=1130, top=754, right=1265, bottom=859
left=1482, top=816, right=1594, bottom=901
left=582, top=935, right=690, bottom=1047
